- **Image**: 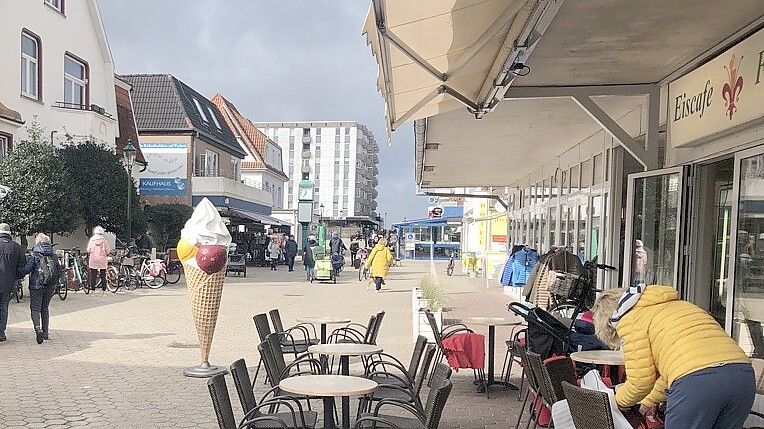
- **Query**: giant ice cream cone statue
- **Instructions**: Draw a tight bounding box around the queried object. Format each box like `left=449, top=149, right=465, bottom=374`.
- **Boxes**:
left=178, top=198, right=231, bottom=377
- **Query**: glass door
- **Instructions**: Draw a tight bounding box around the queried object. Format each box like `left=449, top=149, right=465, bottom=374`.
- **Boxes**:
left=729, top=148, right=764, bottom=355
left=623, top=167, right=689, bottom=288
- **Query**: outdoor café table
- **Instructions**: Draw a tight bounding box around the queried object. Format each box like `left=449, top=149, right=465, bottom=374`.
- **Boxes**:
left=297, top=316, right=352, bottom=344
left=571, top=350, right=626, bottom=383
left=309, top=343, right=383, bottom=429
left=463, top=316, right=523, bottom=391
left=279, top=375, right=378, bottom=429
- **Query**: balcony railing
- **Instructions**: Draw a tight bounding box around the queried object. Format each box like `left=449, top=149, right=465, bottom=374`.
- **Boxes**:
left=54, top=101, right=114, bottom=119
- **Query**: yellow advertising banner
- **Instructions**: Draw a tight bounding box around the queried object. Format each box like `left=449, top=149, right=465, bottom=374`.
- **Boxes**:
left=668, top=28, right=764, bottom=148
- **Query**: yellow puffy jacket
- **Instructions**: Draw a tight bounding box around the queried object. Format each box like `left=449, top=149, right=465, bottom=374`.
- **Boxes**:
left=615, top=285, right=749, bottom=408
left=365, top=243, right=392, bottom=278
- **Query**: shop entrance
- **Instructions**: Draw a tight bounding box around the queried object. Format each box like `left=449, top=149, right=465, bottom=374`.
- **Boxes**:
left=686, top=158, right=734, bottom=327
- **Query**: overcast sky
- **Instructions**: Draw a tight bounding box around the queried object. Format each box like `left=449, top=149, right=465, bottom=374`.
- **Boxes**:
left=99, top=0, right=428, bottom=224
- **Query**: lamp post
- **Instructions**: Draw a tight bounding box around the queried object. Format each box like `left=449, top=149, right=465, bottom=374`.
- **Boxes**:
left=339, top=210, right=344, bottom=239
left=123, top=139, right=137, bottom=246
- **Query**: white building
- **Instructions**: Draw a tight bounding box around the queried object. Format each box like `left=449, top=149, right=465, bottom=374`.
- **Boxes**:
left=255, top=122, right=380, bottom=223
left=0, top=0, right=118, bottom=150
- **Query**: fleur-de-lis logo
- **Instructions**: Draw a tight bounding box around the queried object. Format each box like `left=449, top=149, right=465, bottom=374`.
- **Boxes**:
left=722, top=54, right=744, bottom=120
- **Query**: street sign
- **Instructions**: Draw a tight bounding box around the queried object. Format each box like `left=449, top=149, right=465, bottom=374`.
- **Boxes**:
left=0, top=184, right=10, bottom=199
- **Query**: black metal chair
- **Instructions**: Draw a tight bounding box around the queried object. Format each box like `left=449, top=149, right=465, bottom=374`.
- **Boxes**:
left=525, top=351, right=567, bottom=429
left=354, top=377, right=454, bottom=429
left=359, top=345, right=438, bottom=416
left=229, top=358, right=319, bottom=428
left=208, top=372, right=315, bottom=429
left=253, top=313, right=311, bottom=384
left=501, top=327, right=527, bottom=400
left=269, top=309, right=319, bottom=347
left=513, top=346, right=542, bottom=429
left=328, top=314, right=377, bottom=344
left=423, top=309, right=474, bottom=385
left=365, top=335, right=429, bottom=387
left=562, top=381, right=617, bottom=429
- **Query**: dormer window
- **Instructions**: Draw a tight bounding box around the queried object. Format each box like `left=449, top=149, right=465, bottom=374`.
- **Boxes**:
left=44, top=0, right=64, bottom=14
left=207, top=106, right=222, bottom=130
left=192, top=98, right=208, bottom=122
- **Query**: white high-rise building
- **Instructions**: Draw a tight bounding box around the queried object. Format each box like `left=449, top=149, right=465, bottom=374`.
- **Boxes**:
left=255, top=121, right=379, bottom=222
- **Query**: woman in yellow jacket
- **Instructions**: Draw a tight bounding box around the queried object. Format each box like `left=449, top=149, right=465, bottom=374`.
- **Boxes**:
left=365, top=238, right=393, bottom=292
left=592, top=285, right=754, bottom=429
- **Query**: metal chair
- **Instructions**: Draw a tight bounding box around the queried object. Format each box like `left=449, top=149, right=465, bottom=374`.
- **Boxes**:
left=252, top=313, right=310, bottom=384
left=365, top=335, right=428, bottom=387
left=354, top=377, right=454, bottom=429
left=524, top=351, right=556, bottom=429
left=562, top=381, right=617, bottom=429
left=542, top=356, right=577, bottom=405
left=328, top=314, right=377, bottom=344
left=423, top=309, right=474, bottom=385
left=208, top=372, right=316, bottom=429
left=513, top=346, right=543, bottom=429
left=228, top=358, right=319, bottom=428
left=501, top=327, right=527, bottom=400
left=268, top=309, right=319, bottom=347
left=359, top=345, right=437, bottom=416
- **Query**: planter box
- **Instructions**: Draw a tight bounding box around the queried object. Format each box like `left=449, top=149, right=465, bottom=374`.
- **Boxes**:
left=412, top=288, right=442, bottom=343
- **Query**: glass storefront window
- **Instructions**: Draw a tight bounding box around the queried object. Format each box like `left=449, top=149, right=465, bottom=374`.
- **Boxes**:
left=551, top=173, right=559, bottom=198
left=540, top=211, right=547, bottom=251
left=571, top=165, right=581, bottom=193
left=542, top=179, right=549, bottom=203
left=733, top=154, right=764, bottom=356
left=521, top=214, right=528, bottom=245
left=566, top=205, right=575, bottom=249
left=549, top=206, right=557, bottom=247
left=562, top=170, right=569, bottom=195
left=593, top=153, right=604, bottom=185
left=590, top=196, right=603, bottom=261
left=560, top=204, right=569, bottom=246
left=581, top=159, right=593, bottom=188
left=629, top=172, right=681, bottom=286
left=578, top=204, right=588, bottom=260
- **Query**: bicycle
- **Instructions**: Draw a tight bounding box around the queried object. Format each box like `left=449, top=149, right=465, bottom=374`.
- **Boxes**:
left=446, top=250, right=459, bottom=276
left=547, top=257, right=616, bottom=322
left=61, top=249, right=91, bottom=294
left=164, top=259, right=182, bottom=284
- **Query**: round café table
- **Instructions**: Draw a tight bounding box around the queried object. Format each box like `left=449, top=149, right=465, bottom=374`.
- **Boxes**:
left=571, top=350, right=625, bottom=383
left=279, top=375, right=377, bottom=429
left=297, top=316, right=352, bottom=344
left=463, top=316, right=523, bottom=391
left=309, top=344, right=383, bottom=429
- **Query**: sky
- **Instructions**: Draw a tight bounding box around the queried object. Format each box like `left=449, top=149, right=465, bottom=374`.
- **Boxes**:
left=98, top=0, right=429, bottom=224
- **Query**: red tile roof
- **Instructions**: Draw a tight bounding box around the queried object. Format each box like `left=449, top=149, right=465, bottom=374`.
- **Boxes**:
left=115, top=83, right=146, bottom=165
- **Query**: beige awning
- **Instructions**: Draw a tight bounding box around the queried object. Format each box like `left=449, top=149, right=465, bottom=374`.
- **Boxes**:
left=363, top=0, right=545, bottom=132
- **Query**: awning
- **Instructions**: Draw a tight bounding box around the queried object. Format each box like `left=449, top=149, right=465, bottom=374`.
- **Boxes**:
left=227, top=209, right=291, bottom=227
left=363, top=0, right=553, bottom=132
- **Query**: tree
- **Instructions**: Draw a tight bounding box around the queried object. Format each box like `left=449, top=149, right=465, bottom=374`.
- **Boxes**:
left=144, top=204, right=193, bottom=251
left=0, top=120, right=81, bottom=246
left=58, top=141, right=145, bottom=242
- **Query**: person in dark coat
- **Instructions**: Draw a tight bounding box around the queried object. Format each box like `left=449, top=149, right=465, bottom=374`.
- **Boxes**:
left=0, top=223, right=25, bottom=342
left=18, top=233, right=62, bottom=344
left=303, top=236, right=317, bottom=281
left=284, top=235, right=298, bottom=272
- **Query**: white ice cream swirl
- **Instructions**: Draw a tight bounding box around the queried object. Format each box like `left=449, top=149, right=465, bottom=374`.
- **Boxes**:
left=180, top=198, right=232, bottom=247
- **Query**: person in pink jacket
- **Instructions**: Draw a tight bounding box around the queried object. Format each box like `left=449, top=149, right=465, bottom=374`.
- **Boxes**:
left=86, top=226, right=112, bottom=293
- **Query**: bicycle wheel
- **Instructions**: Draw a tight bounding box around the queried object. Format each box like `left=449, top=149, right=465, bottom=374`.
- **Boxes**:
left=144, top=271, right=166, bottom=289
left=446, top=264, right=454, bottom=276
left=358, top=266, right=363, bottom=282
left=121, top=266, right=138, bottom=291
left=164, top=262, right=182, bottom=284
left=106, top=266, right=119, bottom=292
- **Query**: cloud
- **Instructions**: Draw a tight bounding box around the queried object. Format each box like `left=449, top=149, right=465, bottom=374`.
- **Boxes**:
left=100, top=0, right=427, bottom=223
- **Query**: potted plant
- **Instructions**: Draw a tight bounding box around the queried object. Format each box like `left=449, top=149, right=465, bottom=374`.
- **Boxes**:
left=412, top=273, right=446, bottom=342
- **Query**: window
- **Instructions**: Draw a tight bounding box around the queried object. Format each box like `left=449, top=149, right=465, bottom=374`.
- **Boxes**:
left=21, top=31, right=40, bottom=99
left=0, top=133, right=11, bottom=164
left=193, top=98, right=208, bottom=122
left=63, top=54, right=87, bottom=106
left=201, top=150, right=219, bottom=177
left=231, top=158, right=240, bottom=180
left=207, top=107, right=222, bottom=130
left=44, top=0, right=64, bottom=13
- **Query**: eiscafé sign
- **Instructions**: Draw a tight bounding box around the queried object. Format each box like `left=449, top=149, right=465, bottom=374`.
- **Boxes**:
left=668, top=28, right=764, bottom=148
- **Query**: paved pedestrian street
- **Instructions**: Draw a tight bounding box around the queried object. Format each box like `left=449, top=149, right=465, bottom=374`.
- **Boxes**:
left=1, top=261, right=526, bottom=428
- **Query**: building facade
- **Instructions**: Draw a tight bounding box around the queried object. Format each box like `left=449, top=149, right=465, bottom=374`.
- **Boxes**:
left=0, top=0, right=118, bottom=149
left=122, top=74, right=274, bottom=219
left=212, top=94, right=288, bottom=210
left=255, top=121, right=380, bottom=234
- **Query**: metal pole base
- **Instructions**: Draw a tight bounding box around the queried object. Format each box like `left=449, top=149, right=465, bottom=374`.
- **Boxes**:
left=183, top=361, right=228, bottom=378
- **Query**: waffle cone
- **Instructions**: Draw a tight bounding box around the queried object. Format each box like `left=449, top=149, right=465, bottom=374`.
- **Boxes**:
left=184, top=263, right=226, bottom=362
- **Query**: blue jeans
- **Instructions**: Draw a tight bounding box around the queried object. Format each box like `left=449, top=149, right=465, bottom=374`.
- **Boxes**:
left=665, top=363, right=755, bottom=429
left=0, top=289, right=11, bottom=336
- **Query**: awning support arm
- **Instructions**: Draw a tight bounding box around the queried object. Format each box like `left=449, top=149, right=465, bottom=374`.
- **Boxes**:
left=572, top=95, right=657, bottom=170
left=645, top=86, right=662, bottom=169
left=421, top=191, right=508, bottom=210
left=504, top=84, right=658, bottom=99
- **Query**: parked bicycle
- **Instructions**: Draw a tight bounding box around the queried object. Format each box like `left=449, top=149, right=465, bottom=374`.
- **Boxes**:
left=547, top=257, right=616, bottom=321
left=110, top=247, right=166, bottom=292
left=446, top=250, right=459, bottom=276
left=163, top=258, right=182, bottom=284
left=61, top=248, right=91, bottom=294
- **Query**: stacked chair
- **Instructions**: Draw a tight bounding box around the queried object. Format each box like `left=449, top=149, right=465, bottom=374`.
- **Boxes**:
left=252, top=313, right=316, bottom=383
left=561, top=381, right=617, bottom=429
left=517, top=351, right=577, bottom=429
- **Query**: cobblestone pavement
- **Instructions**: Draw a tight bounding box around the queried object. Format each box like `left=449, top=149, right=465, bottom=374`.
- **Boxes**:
left=0, top=260, right=526, bottom=428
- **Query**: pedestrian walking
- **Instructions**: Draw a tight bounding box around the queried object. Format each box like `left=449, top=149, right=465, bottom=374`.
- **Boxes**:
left=349, top=235, right=360, bottom=269
left=17, top=233, right=61, bottom=344
left=0, top=223, right=25, bottom=342
left=267, top=237, right=280, bottom=271
left=365, top=237, right=393, bottom=292
left=86, top=226, right=112, bottom=294
left=285, top=235, right=298, bottom=272
left=303, top=236, right=317, bottom=281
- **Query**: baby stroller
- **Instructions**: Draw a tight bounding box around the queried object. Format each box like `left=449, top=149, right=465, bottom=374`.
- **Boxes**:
left=508, top=302, right=572, bottom=359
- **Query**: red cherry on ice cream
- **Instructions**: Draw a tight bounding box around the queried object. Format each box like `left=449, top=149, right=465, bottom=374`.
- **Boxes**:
left=196, top=244, right=227, bottom=274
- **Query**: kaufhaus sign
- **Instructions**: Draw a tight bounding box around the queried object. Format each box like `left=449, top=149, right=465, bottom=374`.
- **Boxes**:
left=669, top=28, right=764, bottom=148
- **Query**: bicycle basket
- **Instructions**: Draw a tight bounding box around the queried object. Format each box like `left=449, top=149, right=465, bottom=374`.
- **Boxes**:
left=547, top=271, right=582, bottom=299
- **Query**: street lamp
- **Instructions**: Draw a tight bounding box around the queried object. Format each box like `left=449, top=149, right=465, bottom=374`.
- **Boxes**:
left=319, top=203, right=325, bottom=224
left=123, top=139, right=137, bottom=246
left=339, top=210, right=344, bottom=239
